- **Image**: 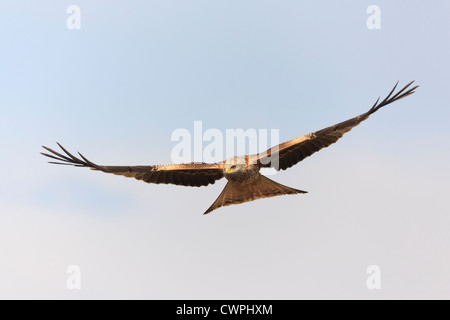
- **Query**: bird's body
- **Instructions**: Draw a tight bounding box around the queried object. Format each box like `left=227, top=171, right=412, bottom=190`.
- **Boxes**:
left=207, top=155, right=306, bottom=214
left=42, top=81, right=418, bottom=214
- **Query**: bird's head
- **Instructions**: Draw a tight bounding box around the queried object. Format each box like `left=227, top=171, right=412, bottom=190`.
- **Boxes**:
left=224, top=156, right=246, bottom=175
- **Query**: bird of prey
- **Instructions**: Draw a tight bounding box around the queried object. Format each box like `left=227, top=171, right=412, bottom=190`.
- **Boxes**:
left=41, top=81, right=418, bottom=214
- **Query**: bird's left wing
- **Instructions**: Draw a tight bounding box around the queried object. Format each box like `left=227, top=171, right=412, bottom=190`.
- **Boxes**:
left=256, top=81, right=418, bottom=171
left=41, top=143, right=224, bottom=187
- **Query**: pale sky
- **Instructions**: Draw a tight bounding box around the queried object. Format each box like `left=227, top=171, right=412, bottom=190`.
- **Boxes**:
left=1, top=1, right=450, bottom=299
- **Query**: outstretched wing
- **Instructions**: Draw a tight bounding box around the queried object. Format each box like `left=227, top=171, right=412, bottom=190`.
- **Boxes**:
left=41, top=143, right=224, bottom=187
left=257, top=81, right=419, bottom=171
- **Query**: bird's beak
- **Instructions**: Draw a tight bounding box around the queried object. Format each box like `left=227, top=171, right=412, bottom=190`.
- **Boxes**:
left=225, top=168, right=229, bottom=173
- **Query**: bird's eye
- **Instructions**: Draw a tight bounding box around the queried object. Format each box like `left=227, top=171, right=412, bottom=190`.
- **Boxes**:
left=230, top=165, right=236, bottom=170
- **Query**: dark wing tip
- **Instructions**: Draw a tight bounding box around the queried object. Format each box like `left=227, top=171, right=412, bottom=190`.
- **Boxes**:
left=41, top=143, right=97, bottom=169
left=369, top=81, right=418, bottom=114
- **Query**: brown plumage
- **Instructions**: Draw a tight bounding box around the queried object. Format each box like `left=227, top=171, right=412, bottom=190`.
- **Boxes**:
left=41, top=81, right=418, bottom=214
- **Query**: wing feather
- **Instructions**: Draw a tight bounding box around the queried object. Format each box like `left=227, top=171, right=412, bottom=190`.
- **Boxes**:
left=257, top=81, right=418, bottom=170
left=41, top=143, right=224, bottom=187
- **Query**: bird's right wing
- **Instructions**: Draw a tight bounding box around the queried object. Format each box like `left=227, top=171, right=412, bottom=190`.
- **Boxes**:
left=41, top=143, right=224, bottom=187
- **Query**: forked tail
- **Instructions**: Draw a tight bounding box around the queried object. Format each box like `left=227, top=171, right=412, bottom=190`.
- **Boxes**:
left=204, top=174, right=307, bottom=214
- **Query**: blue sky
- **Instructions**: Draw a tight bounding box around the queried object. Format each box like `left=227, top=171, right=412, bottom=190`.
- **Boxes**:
left=1, top=1, right=450, bottom=299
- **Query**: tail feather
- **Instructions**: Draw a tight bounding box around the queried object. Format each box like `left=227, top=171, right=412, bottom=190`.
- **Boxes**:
left=204, top=174, right=307, bottom=214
